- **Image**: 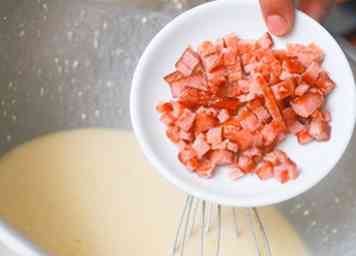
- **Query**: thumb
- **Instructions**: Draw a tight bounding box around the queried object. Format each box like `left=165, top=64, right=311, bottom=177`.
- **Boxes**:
left=259, top=0, right=295, bottom=36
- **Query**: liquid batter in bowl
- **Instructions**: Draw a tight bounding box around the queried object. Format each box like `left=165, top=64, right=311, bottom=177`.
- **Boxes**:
left=0, top=129, right=309, bottom=255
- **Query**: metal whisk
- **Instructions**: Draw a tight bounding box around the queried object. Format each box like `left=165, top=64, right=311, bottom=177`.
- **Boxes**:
left=171, top=195, right=272, bottom=256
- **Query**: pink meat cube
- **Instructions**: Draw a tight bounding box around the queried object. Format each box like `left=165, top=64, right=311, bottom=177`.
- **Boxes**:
left=206, top=127, right=223, bottom=145
left=176, top=108, right=196, bottom=131
left=192, top=133, right=211, bottom=159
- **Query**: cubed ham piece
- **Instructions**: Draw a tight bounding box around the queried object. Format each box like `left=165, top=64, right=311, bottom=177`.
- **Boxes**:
left=224, top=127, right=253, bottom=150
left=257, top=32, right=273, bottom=49
left=195, top=113, right=219, bottom=134
left=178, top=147, right=197, bottom=163
left=175, top=47, right=201, bottom=76
left=196, top=159, right=216, bottom=177
left=192, top=133, right=210, bottom=159
left=156, top=102, right=173, bottom=113
left=209, top=150, right=235, bottom=165
left=164, top=71, right=184, bottom=85
left=282, top=108, right=305, bottom=134
left=198, top=41, right=217, bottom=57
left=223, top=33, right=239, bottom=51
left=171, top=101, right=185, bottom=118
left=247, top=98, right=271, bottom=123
left=226, top=140, right=239, bottom=152
left=160, top=113, right=176, bottom=126
left=179, top=74, right=208, bottom=91
left=315, top=72, right=336, bottom=95
left=222, top=47, right=237, bottom=66
left=226, top=62, right=243, bottom=82
left=206, top=127, right=223, bottom=145
left=297, top=129, right=314, bottom=144
left=237, top=155, right=256, bottom=173
left=185, top=158, right=199, bottom=171
left=295, top=83, right=310, bottom=96
left=211, top=139, right=228, bottom=150
left=239, top=110, right=261, bottom=132
left=271, top=77, right=296, bottom=100
left=291, top=92, right=324, bottom=118
left=179, top=130, right=194, bottom=141
left=252, top=130, right=264, bottom=147
left=216, top=38, right=226, bottom=51
left=302, top=61, right=322, bottom=84
left=166, top=126, right=180, bottom=144
left=217, top=109, right=230, bottom=123
left=169, top=81, right=187, bottom=98
left=256, top=161, right=274, bottom=180
left=229, top=166, right=245, bottom=180
left=255, top=74, right=286, bottom=130
left=176, top=108, right=196, bottom=131
left=283, top=58, right=305, bottom=74
left=202, top=53, right=223, bottom=72
left=274, top=165, right=290, bottom=184
left=261, top=121, right=284, bottom=146
left=243, top=147, right=263, bottom=162
left=309, top=117, right=331, bottom=141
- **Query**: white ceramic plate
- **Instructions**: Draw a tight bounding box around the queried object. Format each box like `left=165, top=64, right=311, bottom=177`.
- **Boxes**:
left=130, top=0, right=356, bottom=207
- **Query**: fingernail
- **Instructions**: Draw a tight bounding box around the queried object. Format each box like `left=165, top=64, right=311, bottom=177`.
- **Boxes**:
left=267, top=15, right=288, bottom=36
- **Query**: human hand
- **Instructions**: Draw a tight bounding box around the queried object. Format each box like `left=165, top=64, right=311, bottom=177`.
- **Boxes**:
left=259, top=0, right=336, bottom=36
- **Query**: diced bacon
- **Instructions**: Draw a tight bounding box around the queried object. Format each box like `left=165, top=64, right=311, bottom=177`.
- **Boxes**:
left=237, top=155, right=255, bottom=173
left=156, top=102, right=173, bottom=113
left=307, top=43, right=325, bottom=63
left=176, top=108, right=196, bottom=131
left=202, top=53, right=223, bottom=72
left=229, top=166, right=245, bottom=180
left=206, top=127, right=223, bottom=145
left=196, top=107, right=218, bottom=116
left=226, top=140, right=239, bottom=152
left=166, top=126, right=180, bottom=144
left=256, top=161, right=274, bottom=180
left=257, top=32, right=273, bottom=49
left=309, top=117, right=331, bottom=141
left=178, top=148, right=197, bottom=163
left=255, top=74, right=286, bottom=130
left=302, top=62, right=322, bottom=84
left=195, top=113, right=219, bottom=134
left=283, top=58, right=305, bottom=74
left=282, top=108, right=305, bottom=134
left=239, top=110, right=261, bottom=132
left=287, top=43, right=324, bottom=67
left=206, top=66, right=226, bottom=81
left=179, top=130, right=194, bottom=141
left=285, top=161, right=299, bottom=180
left=271, top=78, right=295, bottom=100
left=295, top=83, right=310, bottom=96
left=222, top=47, right=237, bottom=66
left=196, top=159, right=216, bottom=177
left=175, top=47, right=201, bottom=76
left=217, top=109, right=230, bottom=123
left=160, top=113, right=176, bottom=126
left=290, top=92, right=324, bottom=118
left=208, top=98, right=241, bottom=112
left=198, top=41, right=217, bottom=57
left=224, top=128, right=254, bottom=150
left=209, top=150, right=235, bottom=165
left=238, top=93, right=256, bottom=103
left=223, top=33, right=239, bottom=51
left=192, top=133, right=210, bottom=159
left=297, top=129, right=314, bottom=144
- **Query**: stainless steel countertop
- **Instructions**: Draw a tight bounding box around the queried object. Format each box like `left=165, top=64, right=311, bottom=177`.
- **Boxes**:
left=1, top=0, right=356, bottom=255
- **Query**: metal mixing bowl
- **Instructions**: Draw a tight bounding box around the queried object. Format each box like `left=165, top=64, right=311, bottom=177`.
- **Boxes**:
left=1, top=0, right=356, bottom=255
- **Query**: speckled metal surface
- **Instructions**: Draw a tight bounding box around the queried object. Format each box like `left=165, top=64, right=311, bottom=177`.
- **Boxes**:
left=1, top=0, right=356, bottom=255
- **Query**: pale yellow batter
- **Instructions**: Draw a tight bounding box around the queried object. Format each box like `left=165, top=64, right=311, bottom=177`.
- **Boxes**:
left=0, top=129, right=309, bottom=255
